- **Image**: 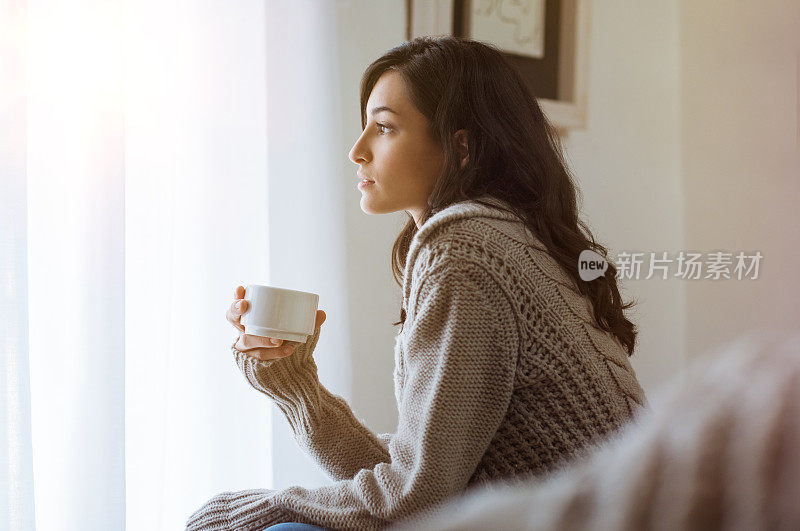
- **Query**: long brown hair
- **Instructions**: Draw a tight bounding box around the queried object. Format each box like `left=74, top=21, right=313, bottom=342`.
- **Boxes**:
left=358, top=36, right=638, bottom=356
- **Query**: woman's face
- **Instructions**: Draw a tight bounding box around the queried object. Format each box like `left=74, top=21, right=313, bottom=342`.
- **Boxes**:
left=348, top=70, right=446, bottom=228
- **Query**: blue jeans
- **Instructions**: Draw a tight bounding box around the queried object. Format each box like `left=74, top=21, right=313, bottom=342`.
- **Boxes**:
left=263, top=524, right=329, bottom=530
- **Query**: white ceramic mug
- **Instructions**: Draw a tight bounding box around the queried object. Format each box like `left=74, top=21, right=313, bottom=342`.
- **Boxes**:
left=240, top=284, right=319, bottom=342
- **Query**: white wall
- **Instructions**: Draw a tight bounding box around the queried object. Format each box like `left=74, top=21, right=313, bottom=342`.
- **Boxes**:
left=680, top=0, right=800, bottom=357
left=562, top=0, right=685, bottom=394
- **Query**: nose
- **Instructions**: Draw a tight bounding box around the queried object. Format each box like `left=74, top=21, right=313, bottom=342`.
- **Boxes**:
left=348, top=131, right=368, bottom=165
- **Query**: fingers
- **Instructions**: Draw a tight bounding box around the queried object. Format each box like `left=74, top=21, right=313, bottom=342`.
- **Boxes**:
left=239, top=333, right=290, bottom=350
left=238, top=344, right=294, bottom=361
left=226, top=311, right=245, bottom=333
left=227, top=298, right=247, bottom=332
left=228, top=287, right=248, bottom=332
left=237, top=334, right=295, bottom=360
left=231, top=298, right=247, bottom=315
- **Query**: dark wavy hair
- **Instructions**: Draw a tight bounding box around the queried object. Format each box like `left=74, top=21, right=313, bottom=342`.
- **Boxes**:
left=358, top=36, right=638, bottom=356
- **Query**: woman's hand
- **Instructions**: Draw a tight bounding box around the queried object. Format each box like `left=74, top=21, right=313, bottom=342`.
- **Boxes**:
left=227, top=285, right=326, bottom=361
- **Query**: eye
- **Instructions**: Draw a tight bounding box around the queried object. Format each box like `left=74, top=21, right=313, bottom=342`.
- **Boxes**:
left=376, top=122, right=391, bottom=135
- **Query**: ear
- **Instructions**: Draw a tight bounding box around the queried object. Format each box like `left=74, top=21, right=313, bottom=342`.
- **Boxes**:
left=454, top=129, right=469, bottom=169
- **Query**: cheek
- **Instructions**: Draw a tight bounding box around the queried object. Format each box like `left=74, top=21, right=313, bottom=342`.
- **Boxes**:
left=381, top=144, right=417, bottom=180
left=380, top=138, right=444, bottom=187
left=411, top=147, right=446, bottom=184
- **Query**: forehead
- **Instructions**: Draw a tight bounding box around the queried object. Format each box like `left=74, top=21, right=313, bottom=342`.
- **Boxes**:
left=367, top=71, right=410, bottom=115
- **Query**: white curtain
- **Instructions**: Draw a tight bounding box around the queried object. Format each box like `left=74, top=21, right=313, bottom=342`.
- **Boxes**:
left=1, top=0, right=351, bottom=529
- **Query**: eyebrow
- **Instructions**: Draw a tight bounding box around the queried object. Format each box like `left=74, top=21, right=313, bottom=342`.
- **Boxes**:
left=368, top=105, right=400, bottom=117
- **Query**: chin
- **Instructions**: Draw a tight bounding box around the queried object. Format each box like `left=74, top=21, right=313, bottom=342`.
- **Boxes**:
left=360, top=201, right=385, bottom=216
left=359, top=194, right=397, bottom=216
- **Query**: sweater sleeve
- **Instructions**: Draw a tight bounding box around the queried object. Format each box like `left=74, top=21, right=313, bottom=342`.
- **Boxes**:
left=233, top=324, right=393, bottom=483
left=185, top=259, right=520, bottom=530
left=388, top=330, right=800, bottom=531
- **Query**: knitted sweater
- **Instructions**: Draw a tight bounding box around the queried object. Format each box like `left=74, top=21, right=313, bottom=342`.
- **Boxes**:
left=390, top=329, right=800, bottom=531
left=186, top=196, right=648, bottom=530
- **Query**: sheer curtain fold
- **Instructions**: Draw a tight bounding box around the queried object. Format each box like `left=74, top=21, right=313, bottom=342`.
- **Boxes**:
left=1, top=2, right=36, bottom=529
left=1, top=1, right=348, bottom=529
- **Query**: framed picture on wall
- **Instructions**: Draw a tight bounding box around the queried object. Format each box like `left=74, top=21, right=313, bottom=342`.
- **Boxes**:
left=407, top=0, right=591, bottom=133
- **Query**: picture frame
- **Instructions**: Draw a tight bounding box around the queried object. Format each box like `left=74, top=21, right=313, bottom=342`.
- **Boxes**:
left=407, top=0, right=591, bottom=133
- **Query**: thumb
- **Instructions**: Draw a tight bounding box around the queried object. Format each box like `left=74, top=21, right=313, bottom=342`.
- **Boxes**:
left=315, top=309, right=326, bottom=329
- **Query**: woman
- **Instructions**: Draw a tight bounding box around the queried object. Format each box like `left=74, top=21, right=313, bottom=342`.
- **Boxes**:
left=187, top=35, right=647, bottom=531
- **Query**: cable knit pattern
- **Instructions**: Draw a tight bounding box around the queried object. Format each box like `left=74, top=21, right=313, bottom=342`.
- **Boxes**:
left=390, top=329, right=800, bottom=531
left=185, top=196, right=647, bottom=530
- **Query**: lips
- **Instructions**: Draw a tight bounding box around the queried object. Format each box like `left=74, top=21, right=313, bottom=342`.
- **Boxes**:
left=357, top=172, right=374, bottom=183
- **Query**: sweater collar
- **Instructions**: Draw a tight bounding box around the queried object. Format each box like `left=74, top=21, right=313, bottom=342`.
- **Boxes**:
left=402, top=196, right=521, bottom=311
